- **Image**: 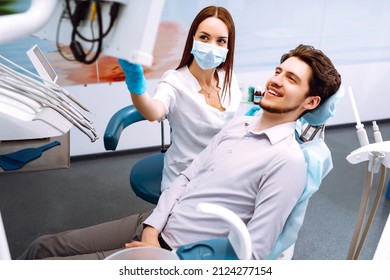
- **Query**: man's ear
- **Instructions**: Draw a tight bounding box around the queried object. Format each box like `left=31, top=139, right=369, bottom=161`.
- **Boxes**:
left=304, top=96, right=321, bottom=110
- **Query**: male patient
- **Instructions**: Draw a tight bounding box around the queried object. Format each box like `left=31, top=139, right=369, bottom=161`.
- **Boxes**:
left=19, top=44, right=341, bottom=260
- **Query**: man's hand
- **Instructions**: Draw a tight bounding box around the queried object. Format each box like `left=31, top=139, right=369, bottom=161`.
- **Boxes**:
left=124, top=226, right=160, bottom=248
left=124, top=241, right=154, bottom=248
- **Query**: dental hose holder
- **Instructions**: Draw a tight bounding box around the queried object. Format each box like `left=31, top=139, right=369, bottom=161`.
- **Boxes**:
left=345, top=86, right=388, bottom=259
left=346, top=143, right=388, bottom=259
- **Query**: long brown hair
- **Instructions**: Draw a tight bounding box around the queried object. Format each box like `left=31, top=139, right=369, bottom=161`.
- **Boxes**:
left=176, top=6, right=236, bottom=103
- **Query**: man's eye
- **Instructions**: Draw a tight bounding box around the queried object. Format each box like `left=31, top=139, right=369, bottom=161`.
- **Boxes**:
left=288, top=76, right=296, bottom=82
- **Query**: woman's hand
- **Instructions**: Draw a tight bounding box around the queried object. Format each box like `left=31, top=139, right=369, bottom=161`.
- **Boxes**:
left=118, top=59, right=146, bottom=95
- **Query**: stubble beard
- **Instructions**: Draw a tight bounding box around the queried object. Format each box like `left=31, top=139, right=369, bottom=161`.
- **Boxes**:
left=259, top=99, right=300, bottom=114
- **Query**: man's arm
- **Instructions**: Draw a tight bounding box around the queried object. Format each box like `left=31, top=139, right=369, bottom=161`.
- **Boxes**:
left=247, top=150, right=307, bottom=259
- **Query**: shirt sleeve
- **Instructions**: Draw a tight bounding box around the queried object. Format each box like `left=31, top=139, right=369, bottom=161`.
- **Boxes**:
left=153, top=70, right=181, bottom=116
left=248, top=149, right=307, bottom=259
left=153, top=81, right=177, bottom=116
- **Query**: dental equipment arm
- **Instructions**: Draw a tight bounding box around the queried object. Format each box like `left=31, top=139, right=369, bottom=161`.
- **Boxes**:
left=1, top=0, right=165, bottom=67
left=0, top=0, right=59, bottom=44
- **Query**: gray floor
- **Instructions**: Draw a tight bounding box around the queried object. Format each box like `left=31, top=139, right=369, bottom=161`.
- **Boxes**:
left=1, top=121, right=390, bottom=260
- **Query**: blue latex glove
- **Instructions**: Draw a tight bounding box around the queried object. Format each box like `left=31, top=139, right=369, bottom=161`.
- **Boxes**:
left=118, top=59, right=146, bottom=95
left=244, top=105, right=261, bottom=116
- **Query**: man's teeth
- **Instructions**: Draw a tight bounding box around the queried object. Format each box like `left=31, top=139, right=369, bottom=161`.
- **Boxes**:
left=268, top=89, right=280, bottom=97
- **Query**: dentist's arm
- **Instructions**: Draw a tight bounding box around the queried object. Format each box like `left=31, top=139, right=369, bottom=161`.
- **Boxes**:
left=118, top=59, right=166, bottom=121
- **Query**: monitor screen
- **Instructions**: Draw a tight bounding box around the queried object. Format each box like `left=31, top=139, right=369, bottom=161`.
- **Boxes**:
left=27, top=44, right=58, bottom=84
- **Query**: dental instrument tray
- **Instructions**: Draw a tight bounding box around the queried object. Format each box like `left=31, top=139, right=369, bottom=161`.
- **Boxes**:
left=0, top=50, right=98, bottom=142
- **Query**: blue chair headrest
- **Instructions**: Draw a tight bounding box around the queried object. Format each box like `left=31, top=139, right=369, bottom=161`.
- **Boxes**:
left=301, top=85, right=345, bottom=126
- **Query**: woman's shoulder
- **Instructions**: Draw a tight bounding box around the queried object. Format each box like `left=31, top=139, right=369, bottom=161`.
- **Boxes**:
left=159, top=66, right=197, bottom=91
left=161, top=66, right=188, bottom=80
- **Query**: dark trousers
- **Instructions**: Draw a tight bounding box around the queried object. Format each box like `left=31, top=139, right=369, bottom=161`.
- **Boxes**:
left=17, top=210, right=153, bottom=260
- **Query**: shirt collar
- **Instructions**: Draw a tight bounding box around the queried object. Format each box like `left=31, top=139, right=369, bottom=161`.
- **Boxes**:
left=246, top=118, right=296, bottom=145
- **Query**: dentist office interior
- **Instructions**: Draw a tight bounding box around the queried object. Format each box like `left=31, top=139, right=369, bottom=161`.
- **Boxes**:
left=1, top=0, right=390, bottom=260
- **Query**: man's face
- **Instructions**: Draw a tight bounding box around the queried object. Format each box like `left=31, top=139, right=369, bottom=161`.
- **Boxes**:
left=260, top=57, right=313, bottom=115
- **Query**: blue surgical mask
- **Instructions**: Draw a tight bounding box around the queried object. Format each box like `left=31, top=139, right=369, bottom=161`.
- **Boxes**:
left=191, top=40, right=229, bottom=70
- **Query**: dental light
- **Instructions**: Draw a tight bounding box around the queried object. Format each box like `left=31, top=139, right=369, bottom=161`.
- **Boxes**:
left=0, top=0, right=58, bottom=45
left=0, top=0, right=164, bottom=66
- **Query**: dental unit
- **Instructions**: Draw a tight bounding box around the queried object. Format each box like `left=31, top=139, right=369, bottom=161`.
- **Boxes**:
left=0, top=54, right=98, bottom=142
left=346, top=86, right=389, bottom=259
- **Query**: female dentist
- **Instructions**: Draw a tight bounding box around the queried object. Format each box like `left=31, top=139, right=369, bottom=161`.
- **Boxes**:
left=119, top=6, right=242, bottom=191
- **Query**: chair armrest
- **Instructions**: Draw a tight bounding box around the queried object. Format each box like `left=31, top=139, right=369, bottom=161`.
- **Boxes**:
left=104, top=105, right=145, bottom=151
left=177, top=238, right=238, bottom=260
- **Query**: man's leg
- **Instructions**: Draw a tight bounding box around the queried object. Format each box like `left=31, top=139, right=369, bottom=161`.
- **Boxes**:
left=17, top=210, right=152, bottom=260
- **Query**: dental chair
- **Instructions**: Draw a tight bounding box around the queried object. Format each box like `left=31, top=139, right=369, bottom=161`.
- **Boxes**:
left=103, top=86, right=344, bottom=259
left=104, top=105, right=166, bottom=205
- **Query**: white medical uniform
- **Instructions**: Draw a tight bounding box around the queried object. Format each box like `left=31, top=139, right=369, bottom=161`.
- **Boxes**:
left=153, top=66, right=242, bottom=191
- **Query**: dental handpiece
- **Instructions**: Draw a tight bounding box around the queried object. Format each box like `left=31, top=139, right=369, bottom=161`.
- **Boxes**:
left=372, top=121, right=383, bottom=143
